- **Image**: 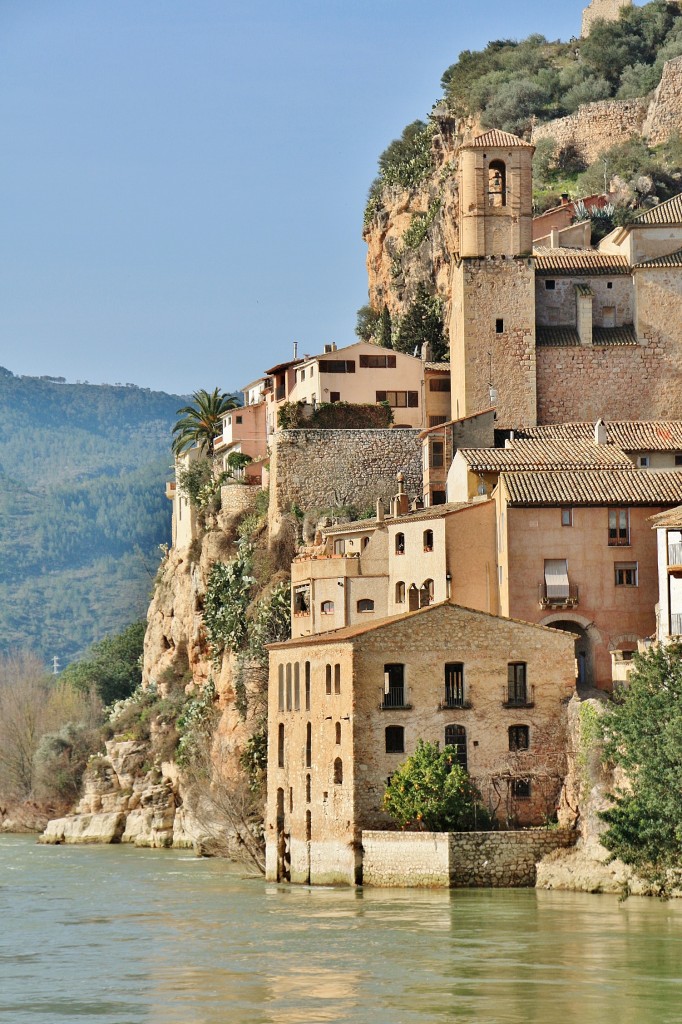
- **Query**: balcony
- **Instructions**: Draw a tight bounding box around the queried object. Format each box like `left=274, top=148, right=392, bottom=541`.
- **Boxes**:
left=502, top=685, right=535, bottom=709
left=670, top=613, right=682, bottom=637
left=538, top=581, right=579, bottom=609
left=275, top=386, right=286, bottom=401
left=668, top=543, right=682, bottom=575
left=438, top=693, right=472, bottom=711
left=379, top=686, right=412, bottom=710
left=165, top=481, right=177, bottom=500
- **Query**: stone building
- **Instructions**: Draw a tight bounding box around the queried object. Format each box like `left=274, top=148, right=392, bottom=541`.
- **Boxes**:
left=265, top=602, right=575, bottom=885
left=582, top=0, right=631, bottom=37
left=448, top=129, right=682, bottom=430
left=650, top=505, right=682, bottom=643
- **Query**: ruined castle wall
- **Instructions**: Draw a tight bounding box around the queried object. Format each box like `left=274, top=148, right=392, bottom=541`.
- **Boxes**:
left=269, top=429, right=423, bottom=515
left=531, top=99, right=647, bottom=165
left=582, top=0, right=632, bottom=37
left=643, top=56, right=682, bottom=146
left=362, top=829, right=576, bottom=888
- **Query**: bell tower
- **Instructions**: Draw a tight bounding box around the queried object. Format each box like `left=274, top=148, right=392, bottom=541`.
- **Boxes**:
left=450, top=130, right=537, bottom=429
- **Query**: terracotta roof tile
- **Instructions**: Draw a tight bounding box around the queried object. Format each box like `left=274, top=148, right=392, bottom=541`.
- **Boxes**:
left=467, top=129, right=534, bottom=149
left=460, top=440, right=633, bottom=472
left=501, top=469, right=682, bottom=506
left=322, top=501, right=477, bottom=536
left=592, top=325, right=638, bottom=346
left=518, top=421, right=682, bottom=451
left=534, top=248, right=630, bottom=275
left=649, top=505, right=682, bottom=529
left=634, top=193, right=682, bottom=225
left=536, top=326, right=580, bottom=347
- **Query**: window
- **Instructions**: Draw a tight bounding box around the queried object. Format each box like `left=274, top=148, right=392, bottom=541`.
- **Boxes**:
left=544, top=559, right=569, bottom=601
left=385, top=725, right=405, bottom=754
left=429, top=378, right=451, bottom=392
left=285, top=663, right=292, bottom=711
left=675, top=454, right=682, bottom=466
left=423, top=529, right=434, bottom=552
left=615, top=561, right=638, bottom=586
left=496, top=319, right=504, bottom=334
left=325, top=664, right=332, bottom=695
left=330, top=391, right=340, bottom=403
left=360, top=353, right=397, bottom=368
left=305, top=662, right=311, bottom=711
left=299, top=368, right=306, bottom=381
left=444, top=663, right=464, bottom=707
left=608, top=508, right=630, bottom=546
left=376, top=390, right=419, bottom=408
left=509, top=725, right=529, bottom=751
left=306, top=773, right=311, bottom=802
left=294, top=663, right=300, bottom=711
left=607, top=281, right=613, bottom=289
left=321, top=600, right=335, bottom=614
left=334, top=664, right=341, bottom=694
left=429, top=415, right=447, bottom=427
left=545, top=280, right=556, bottom=290
left=420, top=579, right=434, bottom=607
left=278, top=724, right=285, bottom=768
left=294, top=585, right=310, bottom=615
left=561, top=508, right=573, bottom=527
left=488, top=160, right=506, bottom=206
left=637, top=455, right=650, bottom=468
left=236, top=415, right=243, bottom=424
left=334, top=539, right=346, bottom=555
left=362, top=536, right=370, bottom=550
left=357, top=599, right=374, bottom=613
left=383, top=664, right=405, bottom=708
left=305, top=722, right=312, bottom=768
left=335, top=722, right=341, bottom=744
left=333, top=758, right=343, bottom=785
left=507, top=663, right=528, bottom=706
left=444, top=724, right=467, bottom=771
left=318, top=359, right=356, bottom=373
left=432, top=490, right=447, bottom=505
left=511, top=778, right=531, bottom=799
left=395, top=581, right=406, bottom=604
left=395, top=533, right=405, bottom=555
left=306, top=810, right=312, bottom=840
left=431, top=442, right=444, bottom=469
left=278, top=664, right=284, bottom=712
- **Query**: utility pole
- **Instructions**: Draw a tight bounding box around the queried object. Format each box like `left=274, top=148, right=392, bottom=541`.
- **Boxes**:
left=52, top=655, right=60, bottom=675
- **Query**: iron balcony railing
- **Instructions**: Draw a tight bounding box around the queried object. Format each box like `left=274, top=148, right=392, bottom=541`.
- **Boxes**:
left=668, top=542, right=682, bottom=567
left=502, top=684, right=535, bottom=709
left=670, top=612, right=682, bottom=637
left=538, top=581, right=579, bottom=608
left=380, top=686, right=411, bottom=710
left=439, top=691, right=472, bottom=710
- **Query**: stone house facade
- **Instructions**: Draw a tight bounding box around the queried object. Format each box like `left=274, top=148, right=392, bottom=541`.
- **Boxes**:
left=650, top=505, right=682, bottom=643
left=265, top=602, right=575, bottom=885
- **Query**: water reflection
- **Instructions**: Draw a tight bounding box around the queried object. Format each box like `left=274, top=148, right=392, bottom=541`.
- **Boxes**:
left=1, top=837, right=681, bottom=1024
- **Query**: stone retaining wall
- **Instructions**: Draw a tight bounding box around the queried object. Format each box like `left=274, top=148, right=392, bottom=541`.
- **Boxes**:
left=532, top=99, right=647, bottom=165
left=269, top=428, right=423, bottom=515
left=220, top=482, right=261, bottom=515
left=362, top=828, right=576, bottom=888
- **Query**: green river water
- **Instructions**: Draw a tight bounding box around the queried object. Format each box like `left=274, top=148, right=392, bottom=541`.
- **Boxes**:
left=1, top=835, right=681, bottom=1024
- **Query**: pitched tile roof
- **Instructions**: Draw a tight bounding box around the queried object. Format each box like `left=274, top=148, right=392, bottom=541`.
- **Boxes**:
left=634, top=193, right=682, bottom=225
left=459, top=440, right=633, bottom=473
left=518, top=421, right=682, bottom=451
left=322, top=501, right=477, bottom=535
left=592, top=324, right=638, bottom=346
left=649, top=505, right=682, bottom=529
left=634, top=248, right=682, bottom=268
left=501, top=469, right=682, bottom=507
left=468, top=129, right=534, bottom=149
left=534, top=248, right=630, bottom=275
left=536, top=326, right=580, bottom=347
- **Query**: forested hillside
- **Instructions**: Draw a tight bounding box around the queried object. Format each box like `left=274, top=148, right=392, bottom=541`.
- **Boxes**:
left=0, top=368, right=190, bottom=666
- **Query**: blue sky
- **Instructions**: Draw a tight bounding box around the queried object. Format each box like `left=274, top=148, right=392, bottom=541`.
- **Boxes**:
left=0, top=0, right=584, bottom=395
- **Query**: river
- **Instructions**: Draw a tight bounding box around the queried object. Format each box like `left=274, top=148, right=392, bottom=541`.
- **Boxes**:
left=1, top=835, right=681, bottom=1024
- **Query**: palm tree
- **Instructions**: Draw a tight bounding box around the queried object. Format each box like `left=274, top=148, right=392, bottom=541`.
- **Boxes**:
left=171, top=388, right=238, bottom=459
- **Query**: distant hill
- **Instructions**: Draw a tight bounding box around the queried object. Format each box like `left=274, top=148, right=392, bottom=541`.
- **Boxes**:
left=0, top=368, right=191, bottom=666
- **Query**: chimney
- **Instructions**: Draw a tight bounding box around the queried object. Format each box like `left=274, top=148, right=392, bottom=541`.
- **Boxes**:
left=331, top=342, right=337, bottom=352
left=550, top=226, right=560, bottom=248
left=560, top=193, right=570, bottom=206
left=293, top=340, right=298, bottom=359
left=594, top=418, right=608, bottom=445
left=394, top=471, right=408, bottom=517
left=376, top=498, right=385, bottom=523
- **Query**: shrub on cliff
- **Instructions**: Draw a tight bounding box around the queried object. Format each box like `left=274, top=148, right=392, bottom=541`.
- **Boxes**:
left=599, top=643, right=682, bottom=887
left=60, top=621, right=146, bottom=705
left=383, top=739, right=489, bottom=832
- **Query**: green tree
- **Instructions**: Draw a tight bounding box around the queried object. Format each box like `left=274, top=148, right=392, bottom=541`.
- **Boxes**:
left=599, top=643, right=682, bottom=883
left=383, top=739, right=488, bottom=831
left=60, top=621, right=146, bottom=705
left=171, top=388, right=238, bottom=459
left=355, top=304, right=380, bottom=343
left=377, top=305, right=393, bottom=349
left=393, top=287, right=448, bottom=361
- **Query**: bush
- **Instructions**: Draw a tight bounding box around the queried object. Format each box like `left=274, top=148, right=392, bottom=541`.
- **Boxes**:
left=203, top=548, right=255, bottom=660
left=393, top=287, right=448, bottom=362
left=60, top=621, right=146, bottom=705
left=277, top=401, right=393, bottom=431
left=33, top=722, right=103, bottom=803
left=383, top=739, right=489, bottom=831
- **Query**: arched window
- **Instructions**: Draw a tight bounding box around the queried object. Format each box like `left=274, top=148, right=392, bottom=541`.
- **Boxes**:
left=305, top=722, right=312, bottom=768
left=357, top=598, right=374, bottom=613
left=420, top=579, right=434, bottom=607
left=334, top=664, right=341, bottom=694
left=488, top=160, right=506, bottom=207
left=278, top=664, right=284, bottom=712
left=305, top=773, right=311, bottom=803
left=385, top=725, right=405, bottom=754
left=335, top=721, right=341, bottom=744
left=325, top=664, right=332, bottom=695
left=321, top=600, right=334, bottom=615
left=362, top=536, right=370, bottom=550
left=395, top=581, right=406, bottom=604
left=278, top=723, right=285, bottom=767
left=304, top=662, right=311, bottom=711
left=333, top=757, right=343, bottom=785
left=423, top=529, right=434, bottom=552
left=306, top=809, right=312, bottom=841
left=293, top=663, right=300, bottom=711
left=285, top=663, right=292, bottom=711
left=444, top=724, right=467, bottom=771
left=395, top=532, right=405, bottom=555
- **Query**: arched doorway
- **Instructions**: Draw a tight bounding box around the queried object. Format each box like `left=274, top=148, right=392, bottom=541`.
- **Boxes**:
left=540, top=615, right=596, bottom=691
